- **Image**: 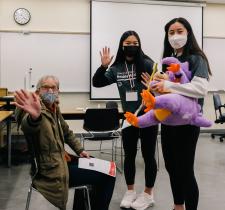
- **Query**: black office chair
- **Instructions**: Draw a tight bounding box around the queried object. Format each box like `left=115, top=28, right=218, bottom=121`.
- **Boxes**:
left=211, top=93, right=225, bottom=142
left=106, top=101, right=118, bottom=109
left=24, top=136, right=91, bottom=210
left=81, top=108, right=122, bottom=172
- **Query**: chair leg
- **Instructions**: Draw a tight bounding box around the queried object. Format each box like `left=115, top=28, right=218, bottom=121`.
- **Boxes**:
left=25, top=184, right=33, bottom=210
left=73, top=186, right=91, bottom=210
left=211, top=133, right=225, bottom=142
left=114, top=139, right=117, bottom=161
left=99, top=140, right=103, bottom=151
left=114, top=138, right=123, bottom=174
left=84, top=186, right=91, bottom=210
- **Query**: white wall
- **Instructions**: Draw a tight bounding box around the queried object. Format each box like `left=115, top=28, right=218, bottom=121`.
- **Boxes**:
left=0, top=0, right=224, bottom=132
left=204, top=4, right=225, bottom=37
left=0, top=0, right=89, bottom=33
left=203, top=4, right=225, bottom=130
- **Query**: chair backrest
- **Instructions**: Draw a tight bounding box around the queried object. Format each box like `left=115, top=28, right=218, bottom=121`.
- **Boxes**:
left=106, top=101, right=118, bottom=109
left=213, top=93, right=225, bottom=123
left=213, top=93, right=222, bottom=111
left=83, top=108, right=120, bottom=132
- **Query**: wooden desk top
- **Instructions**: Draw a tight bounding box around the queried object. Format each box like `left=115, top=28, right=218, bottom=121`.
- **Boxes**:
left=61, top=108, right=123, bottom=114
left=0, top=96, right=15, bottom=111
left=0, top=95, right=14, bottom=101
left=0, top=111, right=13, bottom=122
left=62, top=109, right=86, bottom=114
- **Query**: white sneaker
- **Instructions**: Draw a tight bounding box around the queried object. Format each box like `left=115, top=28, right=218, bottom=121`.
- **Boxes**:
left=131, top=192, right=154, bottom=210
left=120, top=190, right=137, bottom=208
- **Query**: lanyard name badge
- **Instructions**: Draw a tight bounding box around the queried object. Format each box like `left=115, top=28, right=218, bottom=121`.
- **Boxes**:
left=125, top=62, right=138, bottom=102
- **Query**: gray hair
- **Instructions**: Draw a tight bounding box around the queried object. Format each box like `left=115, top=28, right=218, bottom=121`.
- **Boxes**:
left=36, top=75, right=60, bottom=90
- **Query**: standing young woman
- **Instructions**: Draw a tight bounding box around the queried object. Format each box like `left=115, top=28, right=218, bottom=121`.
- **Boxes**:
left=143, top=17, right=211, bottom=210
left=92, top=31, right=158, bottom=210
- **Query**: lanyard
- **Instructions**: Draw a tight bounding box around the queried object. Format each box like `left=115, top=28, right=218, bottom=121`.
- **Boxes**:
left=125, top=62, right=135, bottom=89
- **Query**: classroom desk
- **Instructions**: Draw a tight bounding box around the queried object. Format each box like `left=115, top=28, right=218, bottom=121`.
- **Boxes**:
left=0, top=95, right=15, bottom=111
left=62, top=109, right=124, bottom=120
left=0, top=111, right=13, bottom=167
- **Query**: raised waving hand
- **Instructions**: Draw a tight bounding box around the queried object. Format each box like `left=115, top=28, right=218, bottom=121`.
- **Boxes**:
left=100, top=46, right=114, bottom=68
left=14, top=89, right=41, bottom=120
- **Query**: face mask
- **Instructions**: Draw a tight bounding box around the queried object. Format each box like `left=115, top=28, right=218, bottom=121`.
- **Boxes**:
left=168, top=34, right=187, bottom=50
left=40, top=92, right=57, bottom=105
left=123, top=46, right=139, bottom=57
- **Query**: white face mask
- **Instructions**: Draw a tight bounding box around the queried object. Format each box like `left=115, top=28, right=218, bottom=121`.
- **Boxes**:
left=168, top=34, right=187, bottom=50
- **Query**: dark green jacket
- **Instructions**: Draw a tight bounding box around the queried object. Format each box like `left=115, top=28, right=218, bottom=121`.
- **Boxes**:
left=15, top=102, right=84, bottom=210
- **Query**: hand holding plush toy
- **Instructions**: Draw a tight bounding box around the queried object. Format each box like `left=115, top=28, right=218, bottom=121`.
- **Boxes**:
left=140, top=89, right=156, bottom=112
left=124, top=112, right=138, bottom=127
left=124, top=57, right=212, bottom=128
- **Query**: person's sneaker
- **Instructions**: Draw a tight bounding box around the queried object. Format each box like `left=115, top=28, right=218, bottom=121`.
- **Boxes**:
left=120, top=190, right=137, bottom=208
left=131, top=192, right=154, bottom=210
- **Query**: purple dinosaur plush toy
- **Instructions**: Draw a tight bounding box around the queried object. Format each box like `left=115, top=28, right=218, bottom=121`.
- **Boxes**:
left=124, top=57, right=212, bottom=128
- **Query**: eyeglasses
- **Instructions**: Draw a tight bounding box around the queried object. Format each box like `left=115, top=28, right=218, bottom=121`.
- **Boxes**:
left=40, top=85, right=58, bottom=92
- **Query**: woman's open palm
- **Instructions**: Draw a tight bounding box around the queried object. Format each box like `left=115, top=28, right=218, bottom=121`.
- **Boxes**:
left=100, top=46, right=114, bottom=67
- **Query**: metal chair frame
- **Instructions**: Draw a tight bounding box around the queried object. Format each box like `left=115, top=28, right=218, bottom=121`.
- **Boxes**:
left=81, top=108, right=123, bottom=173
left=26, top=181, right=91, bottom=210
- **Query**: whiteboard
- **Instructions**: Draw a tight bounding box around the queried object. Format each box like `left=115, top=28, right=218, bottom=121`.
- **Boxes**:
left=0, top=32, right=90, bottom=92
left=91, top=0, right=203, bottom=99
left=203, top=37, right=225, bottom=91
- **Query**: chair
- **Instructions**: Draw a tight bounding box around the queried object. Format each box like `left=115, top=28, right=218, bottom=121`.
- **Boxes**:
left=106, top=101, right=118, bottom=109
left=25, top=137, right=91, bottom=210
left=211, top=93, right=225, bottom=142
left=81, top=108, right=122, bottom=172
left=72, top=185, right=91, bottom=210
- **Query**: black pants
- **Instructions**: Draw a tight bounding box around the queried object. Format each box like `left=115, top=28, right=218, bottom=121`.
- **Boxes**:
left=122, top=125, right=158, bottom=187
left=161, top=124, right=200, bottom=210
left=68, top=162, right=115, bottom=210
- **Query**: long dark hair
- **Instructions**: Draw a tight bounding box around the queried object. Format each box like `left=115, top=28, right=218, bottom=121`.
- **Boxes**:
left=163, top=17, right=212, bottom=75
left=111, top=30, right=153, bottom=81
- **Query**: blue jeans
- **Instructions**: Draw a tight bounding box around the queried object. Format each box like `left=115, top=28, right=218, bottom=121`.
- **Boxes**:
left=68, top=162, right=115, bottom=210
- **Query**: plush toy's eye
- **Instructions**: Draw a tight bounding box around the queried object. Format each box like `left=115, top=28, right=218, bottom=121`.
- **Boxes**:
left=175, top=73, right=182, bottom=78
left=160, top=71, right=164, bottom=74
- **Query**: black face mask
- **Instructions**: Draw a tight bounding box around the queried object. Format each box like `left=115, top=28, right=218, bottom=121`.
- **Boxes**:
left=123, top=46, right=139, bottom=57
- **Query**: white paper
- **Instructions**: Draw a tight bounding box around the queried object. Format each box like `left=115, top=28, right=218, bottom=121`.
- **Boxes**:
left=121, top=119, right=131, bottom=130
left=78, top=158, right=116, bottom=177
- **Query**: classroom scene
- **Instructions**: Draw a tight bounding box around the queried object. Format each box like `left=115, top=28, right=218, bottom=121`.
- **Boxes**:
left=0, top=0, right=225, bottom=210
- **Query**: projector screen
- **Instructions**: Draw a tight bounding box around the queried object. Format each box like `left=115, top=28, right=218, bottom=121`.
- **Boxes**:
left=91, top=0, right=203, bottom=100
